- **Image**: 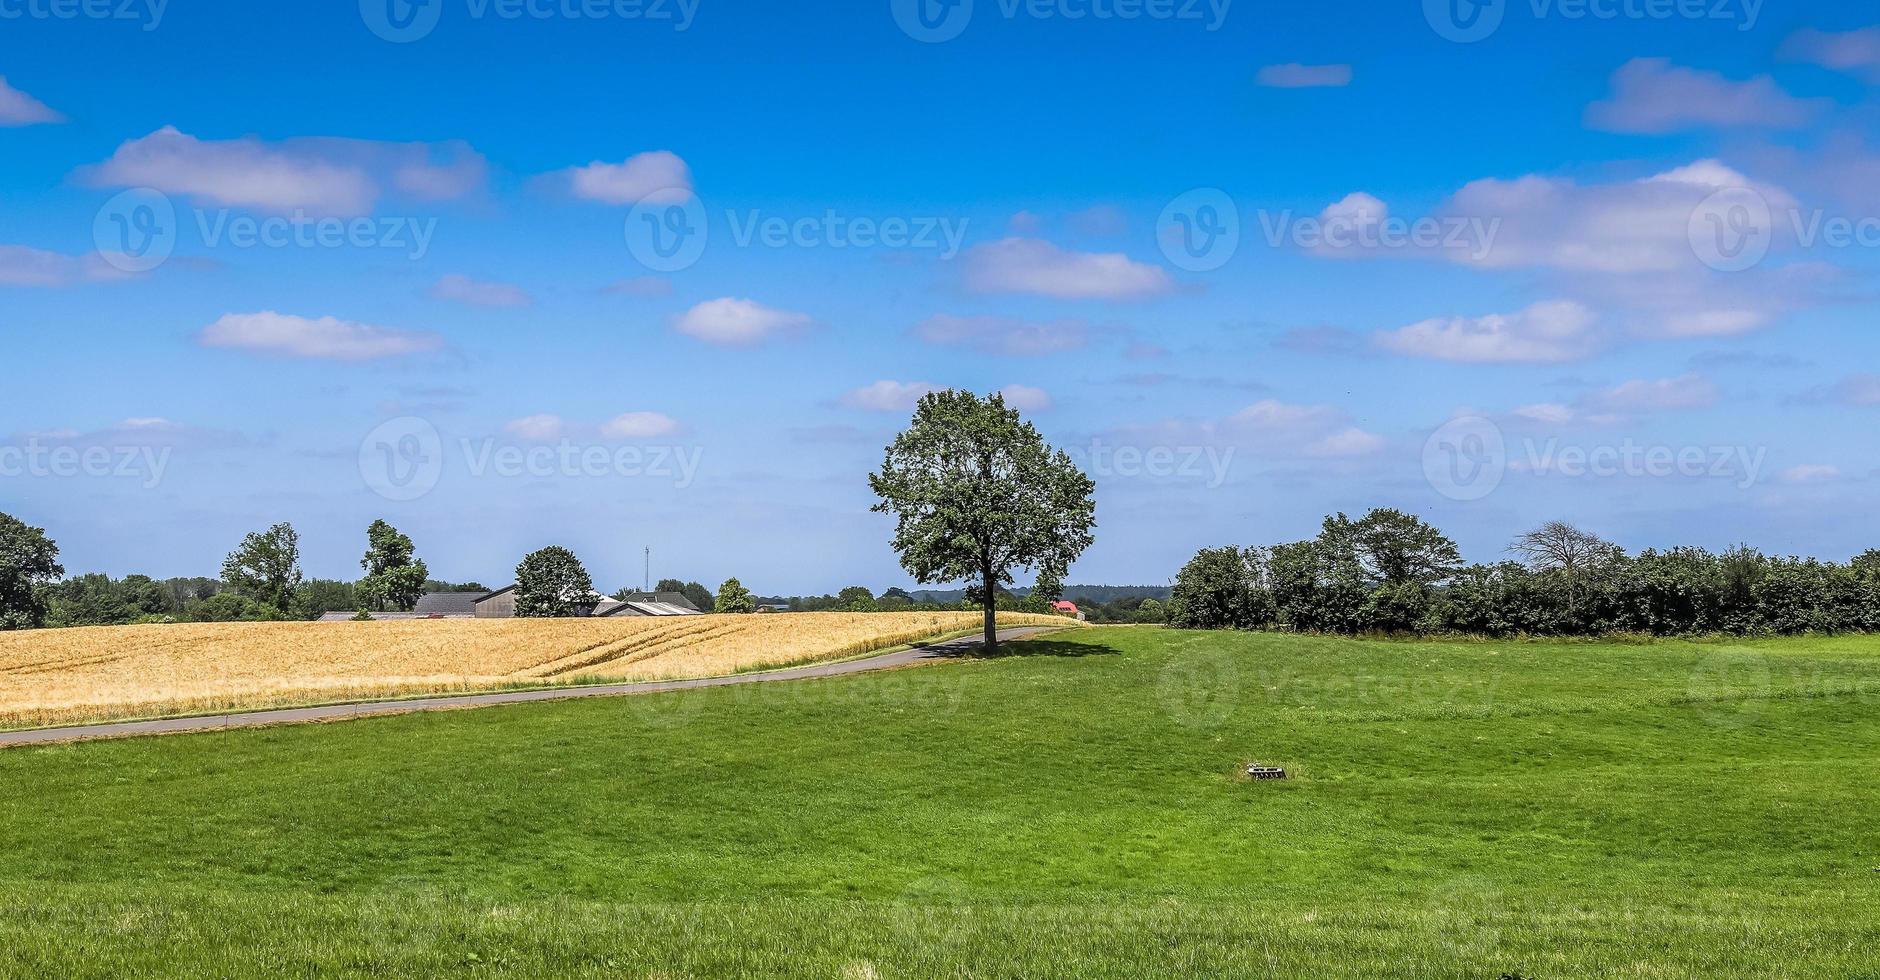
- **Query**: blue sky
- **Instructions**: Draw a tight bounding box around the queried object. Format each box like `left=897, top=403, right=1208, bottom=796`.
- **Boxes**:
left=2, top=0, right=1878, bottom=593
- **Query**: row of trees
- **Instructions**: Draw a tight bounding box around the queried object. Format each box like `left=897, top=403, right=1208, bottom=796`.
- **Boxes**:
left=1169, top=510, right=1880, bottom=637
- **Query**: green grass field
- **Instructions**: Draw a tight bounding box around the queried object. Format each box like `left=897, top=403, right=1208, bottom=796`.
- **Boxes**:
left=1, top=627, right=1877, bottom=978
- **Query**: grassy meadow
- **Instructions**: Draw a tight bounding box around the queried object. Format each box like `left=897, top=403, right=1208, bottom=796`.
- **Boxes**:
left=0, top=611, right=1063, bottom=729
left=0, top=627, right=1876, bottom=977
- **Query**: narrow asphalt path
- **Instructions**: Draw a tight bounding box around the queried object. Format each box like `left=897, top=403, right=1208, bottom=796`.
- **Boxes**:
left=0, top=626, right=1062, bottom=749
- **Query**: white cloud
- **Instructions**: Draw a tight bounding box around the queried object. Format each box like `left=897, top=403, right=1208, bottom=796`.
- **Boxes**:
left=1586, top=58, right=1823, bottom=133
left=0, top=76, right=62, bottom=126
left=962, top=237, right=1172, bottom=300
left=1781, top=26, right=1880, bottom=81
left=997, top=384, right=1052, bottom=412
left=78, top=127, right=487, bottom=216
left=1308, top=427, right=1385, bottom=457
left=1781, top=464, right=1842, bottom=484
left=911, top=314, right=1091, bottom=356
left=672, top=298, right=811, bottom=346
left=431, top=274, right=532, bottom=308
left=841, top=380, right=939, bottom=412
left=1513, top=403, right=1577, bottom=425
left=198, top=311, right=444, bottom=361
left=0, top=245, right=132, bottom=287
left=1256, top=63, right=1353, bottom=88
left=558, top=151, right=692, bottom=205
left=1231, top=399, right=1342, bottom=431
left=1375, top=300, right=1601, bottom=363
left=504, top=414, right=566, bottom=441
left=601, top=411, right=680, bottom=439
left=1584, top=373, right=1720, bottom=414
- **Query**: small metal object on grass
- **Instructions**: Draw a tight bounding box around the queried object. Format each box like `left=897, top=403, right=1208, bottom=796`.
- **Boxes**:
left=1246, top=765, right=1287, bottom=780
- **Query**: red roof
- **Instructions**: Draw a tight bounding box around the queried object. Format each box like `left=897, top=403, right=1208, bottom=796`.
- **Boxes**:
left=1050, top=601, right=1079, bottom=612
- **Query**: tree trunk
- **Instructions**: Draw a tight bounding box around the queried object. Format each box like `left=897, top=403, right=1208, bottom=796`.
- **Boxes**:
left=982, top=566, right=998, bottom=653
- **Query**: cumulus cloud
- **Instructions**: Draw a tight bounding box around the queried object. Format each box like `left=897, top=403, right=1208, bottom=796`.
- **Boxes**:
left=0, top=76, right=62, bottom=126
left=0, top=245, right=133, bottom=287
left=77, top=127, right=487, bottom=216
left=672, top=298, right=811, bottom=346
left=997, top=384, right=1052, bottom=412
left=1586, top=59, right=1824, bottom=133
left=1781, top=26, right=1880, bottom=81
left=556, top=151, right=692, bottom=205
left=1583, top=373, right=1721, bottom=414
left=962, top=237, right=1172, bottom=300
left=910, top=314, right=1091, bottom=356
left=1374, top=300, right=1601, bottom=364
left=504, top=414, right=566, bottom=441
left=1307, top=427, right=1386, bottom=457
left=601, top=412, right=680, bottom=439
left=1256, top=63, right=1353, bottom=88
left=198, top=311, right=444, bottom=361
left=430, top=274, right=532, bottom=308
left=841, top=380, right=940, bottom=412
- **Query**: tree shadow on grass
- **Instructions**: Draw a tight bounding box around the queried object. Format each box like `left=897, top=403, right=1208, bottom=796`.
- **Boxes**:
left=927, top=638, right=1122, bottom=660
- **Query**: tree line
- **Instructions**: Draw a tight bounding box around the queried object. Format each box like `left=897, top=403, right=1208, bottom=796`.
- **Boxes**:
left=1169, top=509, right=1880, bottom=637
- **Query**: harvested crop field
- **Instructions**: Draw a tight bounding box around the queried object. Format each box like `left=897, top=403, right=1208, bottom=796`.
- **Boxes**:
left=0, top=612, right=1066, bottom=730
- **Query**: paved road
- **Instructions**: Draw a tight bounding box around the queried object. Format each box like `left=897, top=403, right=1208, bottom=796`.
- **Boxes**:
left=0, top=626, right=1061, bottom=749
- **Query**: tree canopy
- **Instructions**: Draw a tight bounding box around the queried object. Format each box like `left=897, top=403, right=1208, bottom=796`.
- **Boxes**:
left=715, top=577, right=755, bottom=614
left=0, top=512, right=63, bottom=630
left=357, top=519, right=429, bottom=612
left=869, top=390, right=1096, bottom=651
left=221, top=523, right=303, bottom=617
left=513, top=546, right=595, bottom=618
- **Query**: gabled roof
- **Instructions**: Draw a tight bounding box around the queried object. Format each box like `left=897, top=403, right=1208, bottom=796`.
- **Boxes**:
left=414, top=592, right=481, bottom=615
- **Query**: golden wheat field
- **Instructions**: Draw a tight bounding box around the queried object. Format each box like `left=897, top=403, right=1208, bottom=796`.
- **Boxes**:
left=0, top=612, right=1068, bottom=730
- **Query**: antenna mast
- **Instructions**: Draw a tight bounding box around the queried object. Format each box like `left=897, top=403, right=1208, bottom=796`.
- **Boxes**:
left=644, top=547, right=650, bottom=593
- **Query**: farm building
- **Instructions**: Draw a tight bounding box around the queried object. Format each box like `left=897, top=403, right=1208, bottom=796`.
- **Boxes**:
left=319, top=589, right=703, bottom=622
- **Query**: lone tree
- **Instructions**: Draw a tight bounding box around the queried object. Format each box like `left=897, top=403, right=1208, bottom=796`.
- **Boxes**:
left=357, top=519, right=429, bottom=612
left=514, top=546, right=595, bottom=618
left=221, top=523, right=303, bottom=617
left=0, top=512, right=63, bottom=631
left=715, top=577, right=755, bottom=614
left=1511, top=521, right=1619, bottom=615
left=870, top=390, right=1096, bottom=652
